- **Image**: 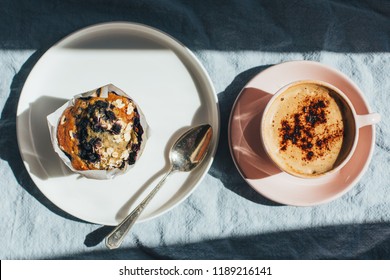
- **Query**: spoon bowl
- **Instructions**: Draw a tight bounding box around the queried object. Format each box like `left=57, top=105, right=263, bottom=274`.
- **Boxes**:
left=170, top=124, right=213, bottom=172
left=105, top=124, right=213, bottom=249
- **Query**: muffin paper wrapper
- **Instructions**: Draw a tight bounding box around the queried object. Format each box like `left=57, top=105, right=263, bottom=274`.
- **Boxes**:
left=47, top=84, right=149, bottom=180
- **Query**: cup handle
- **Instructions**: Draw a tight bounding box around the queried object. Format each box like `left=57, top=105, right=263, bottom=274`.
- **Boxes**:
left=356, top=113, right=381, bottom=128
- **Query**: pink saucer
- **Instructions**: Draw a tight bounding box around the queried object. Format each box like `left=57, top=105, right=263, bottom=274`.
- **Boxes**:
left=229, top=60, right=376, bottom=206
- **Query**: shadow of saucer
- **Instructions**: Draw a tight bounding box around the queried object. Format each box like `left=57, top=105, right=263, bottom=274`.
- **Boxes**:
left=210, top=65, right=283, bottom=206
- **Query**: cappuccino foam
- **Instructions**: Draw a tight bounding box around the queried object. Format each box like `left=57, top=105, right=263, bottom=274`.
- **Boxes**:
left=263, top=83, right=344, bottom=177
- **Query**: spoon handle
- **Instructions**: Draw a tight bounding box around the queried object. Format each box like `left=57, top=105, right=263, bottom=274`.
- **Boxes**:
left=105, top=168, right=174, bottom=250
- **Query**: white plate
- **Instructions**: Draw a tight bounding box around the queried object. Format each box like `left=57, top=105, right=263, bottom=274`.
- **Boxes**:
left=17, top=22, right=219, bottom=225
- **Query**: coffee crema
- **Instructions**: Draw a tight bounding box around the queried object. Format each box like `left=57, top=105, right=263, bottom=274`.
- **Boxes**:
left=263, top=82, right=345, bottom=177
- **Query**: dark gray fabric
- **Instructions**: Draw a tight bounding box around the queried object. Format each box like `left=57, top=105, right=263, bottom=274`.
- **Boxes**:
left=0, top=0, right=389, bottom=259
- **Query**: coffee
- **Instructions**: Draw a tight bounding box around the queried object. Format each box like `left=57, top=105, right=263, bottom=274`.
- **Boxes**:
left=262, top=82, right=348, bottom=177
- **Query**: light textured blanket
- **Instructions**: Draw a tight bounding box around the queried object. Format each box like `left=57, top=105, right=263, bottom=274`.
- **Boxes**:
left=0, top=0, right=389, bottom=259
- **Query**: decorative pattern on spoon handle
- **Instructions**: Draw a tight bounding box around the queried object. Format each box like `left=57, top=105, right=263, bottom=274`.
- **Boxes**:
left=105, top=168, right=174, bottom=249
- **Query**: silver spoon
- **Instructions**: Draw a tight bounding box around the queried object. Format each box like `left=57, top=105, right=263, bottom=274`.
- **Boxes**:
left=105, top=124, right=213, bottom=249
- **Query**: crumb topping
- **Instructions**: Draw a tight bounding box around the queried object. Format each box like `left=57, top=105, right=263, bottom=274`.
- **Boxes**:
left=279, top=96, right=343, bottom=161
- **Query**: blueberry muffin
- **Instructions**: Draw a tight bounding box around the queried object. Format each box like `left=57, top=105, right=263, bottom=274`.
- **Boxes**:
left=56, top=90, right=144, bottom=171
